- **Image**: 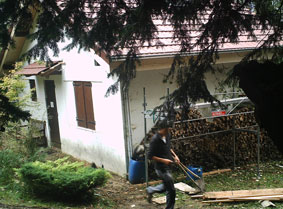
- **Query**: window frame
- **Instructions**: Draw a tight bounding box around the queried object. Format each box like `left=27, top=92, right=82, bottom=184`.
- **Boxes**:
left=29, top=79, right=37, bottom=102
left=73, top=81, right=96, bottom=130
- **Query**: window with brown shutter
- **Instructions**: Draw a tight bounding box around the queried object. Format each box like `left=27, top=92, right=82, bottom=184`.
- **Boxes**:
left=73, top=81, right=96, bottom=130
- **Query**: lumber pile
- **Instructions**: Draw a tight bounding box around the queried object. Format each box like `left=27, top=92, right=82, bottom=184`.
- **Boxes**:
left=192, top=188, right=283, bottom=203
left=144, top=107, right=281, bottom=179
left=169, top=107, right=281, bottom=170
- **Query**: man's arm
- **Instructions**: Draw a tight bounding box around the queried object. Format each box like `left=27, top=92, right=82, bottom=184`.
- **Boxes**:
left=152, top=156, right=173, bottom=165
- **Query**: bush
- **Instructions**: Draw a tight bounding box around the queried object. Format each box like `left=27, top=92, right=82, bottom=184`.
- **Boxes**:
left=0, top=121, right=47, bottom=162
left=0, top=150, right=23, bottom=186
left=16, top=157, right=110, bottom=201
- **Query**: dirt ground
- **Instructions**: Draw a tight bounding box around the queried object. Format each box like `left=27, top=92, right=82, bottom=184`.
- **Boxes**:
left=95, top=173, right=164, bottom=209
left=46, top=149, right=167, bottom=208
left=95, top=173, right=207, bottom=209
left=0, top=148, right=235, bottom=209
left=44, top=149, right=220, bottom=209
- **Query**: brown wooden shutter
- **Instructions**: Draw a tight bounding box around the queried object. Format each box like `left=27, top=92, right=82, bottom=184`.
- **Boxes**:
left=83, top=82, right=96, bottom=130
left=73, top=81, right=87, bottom=128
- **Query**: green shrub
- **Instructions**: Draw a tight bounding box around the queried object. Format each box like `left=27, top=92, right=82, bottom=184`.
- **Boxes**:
left=16, top=157, right=110, bottom=201
left=0, top=121, right=46, bottom=161
left=0, top=150, right=23, bottom=186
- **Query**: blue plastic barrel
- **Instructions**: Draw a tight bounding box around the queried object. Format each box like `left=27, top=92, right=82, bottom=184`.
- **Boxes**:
left=128, top=158, right=146, bottom=184
left=187, top=166, right=203, bottom=180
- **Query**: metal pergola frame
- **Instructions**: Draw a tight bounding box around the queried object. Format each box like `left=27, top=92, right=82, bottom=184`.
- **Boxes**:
left=142, top=88, right=261, bottom=186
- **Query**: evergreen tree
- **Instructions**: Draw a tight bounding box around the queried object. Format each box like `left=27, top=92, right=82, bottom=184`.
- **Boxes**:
left=0, top=0, right=282, bottom=151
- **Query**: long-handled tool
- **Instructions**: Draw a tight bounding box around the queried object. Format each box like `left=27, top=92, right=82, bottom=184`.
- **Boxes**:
left=177, top=162, right=205, bottom=193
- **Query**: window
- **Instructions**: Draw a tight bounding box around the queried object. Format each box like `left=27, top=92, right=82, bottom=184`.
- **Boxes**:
left=94, top=59, right=100, bottom=66
left=73, top=81, right=96, bottom=130
left=29, top=80, right=37, bottom=101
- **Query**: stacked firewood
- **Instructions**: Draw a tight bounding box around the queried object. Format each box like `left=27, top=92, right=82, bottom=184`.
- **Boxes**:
left=145, top=107, right=281, bottom=173
left=169, top=107, right=282, bottom=170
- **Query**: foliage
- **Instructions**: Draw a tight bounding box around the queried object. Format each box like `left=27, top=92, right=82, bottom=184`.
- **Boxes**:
left=0, top=120, right=44, bottom=160
left=0, top=62, right=30, bottom=132
left=0, top=150, right=24, bottom=186
left=0, top=1, right=282, bottom=109
left=16, top=157, right=111, bottom=201
left=231, top=60, right=283, bottom=153
left=0, top=1, right=282, bottom=151
left=0, top=90, right=30, bottom=132
left=0, top=62, right=31, bottom=107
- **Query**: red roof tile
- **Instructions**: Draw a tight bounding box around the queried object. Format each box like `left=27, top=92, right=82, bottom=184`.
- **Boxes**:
left=113, top=18, right=273, bottom=58
left=16, top=61, right=63, bottom=76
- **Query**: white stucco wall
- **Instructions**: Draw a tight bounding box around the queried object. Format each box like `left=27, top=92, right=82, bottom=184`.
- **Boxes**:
left=127, top=68, right=177, bottom=148
left=22, top=76, right=51, bottom=141
left=23, top=42, right=127, bottom=176
left=127, top=63, right=236, bottom=148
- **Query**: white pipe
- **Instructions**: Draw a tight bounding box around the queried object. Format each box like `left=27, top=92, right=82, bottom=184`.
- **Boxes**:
left=192, top=97, right=250, bottom=109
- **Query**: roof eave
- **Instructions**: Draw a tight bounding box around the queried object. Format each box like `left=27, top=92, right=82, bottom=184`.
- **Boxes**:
left=110, top=48, right=256, bottom=62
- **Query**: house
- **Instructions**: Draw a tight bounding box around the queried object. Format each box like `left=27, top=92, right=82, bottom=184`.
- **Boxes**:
left=1, top=12, right=264, bottom=177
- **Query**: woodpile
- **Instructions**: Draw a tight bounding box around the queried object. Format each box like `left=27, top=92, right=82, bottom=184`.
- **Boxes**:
left=170, top=107, right=282, bottom=170
left=192, top=188, right=283, bottom=203
left=146, top=107, right=282, bottom=172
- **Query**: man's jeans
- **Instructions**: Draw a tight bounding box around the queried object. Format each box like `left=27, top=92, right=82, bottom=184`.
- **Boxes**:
left=146, top=169, right=176, bottom=209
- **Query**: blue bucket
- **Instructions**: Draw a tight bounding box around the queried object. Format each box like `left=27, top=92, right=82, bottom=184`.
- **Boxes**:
left=187, top=166, right=203, bottom=180
left=128, top=158, right=146, bottom=184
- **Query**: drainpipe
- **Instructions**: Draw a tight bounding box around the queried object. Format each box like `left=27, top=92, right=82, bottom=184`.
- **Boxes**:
left=121, top=88, right=133, bottom=175
left=126, top=91, right=133, bottom=158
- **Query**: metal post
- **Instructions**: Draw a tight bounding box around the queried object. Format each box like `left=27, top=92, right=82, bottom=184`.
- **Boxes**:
left=257, top=126, right=261, bottom=179
left=233, top=118, right=236, bottom=170
left=143, top=87, right=149, bottom=187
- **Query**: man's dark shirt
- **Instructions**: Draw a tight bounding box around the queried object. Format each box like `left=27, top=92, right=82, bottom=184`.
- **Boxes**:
left=148, top=133, right=173, bottom=170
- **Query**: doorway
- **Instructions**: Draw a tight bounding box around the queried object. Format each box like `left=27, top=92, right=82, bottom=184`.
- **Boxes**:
left=44, top=80, right=61, bottom=148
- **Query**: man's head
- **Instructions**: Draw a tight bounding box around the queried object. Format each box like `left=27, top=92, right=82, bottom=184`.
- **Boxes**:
left=156, top=119, right=171, bottom=136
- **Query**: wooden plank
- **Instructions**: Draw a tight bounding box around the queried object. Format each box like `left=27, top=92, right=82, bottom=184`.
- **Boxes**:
left=191, top=194, right=204, bottom=199
left=203, top=199, right=234, bottom=203
left=230, top=195, right=283, bottom=201
left=135, top=175, right=186, bottom=187
left=202, top=169, right=232, bottom=176
left=204, top=188, right=283, bottom=199
left=203, top=195, right=283, bottom=203
left=222, top=193, right=283, bottom=199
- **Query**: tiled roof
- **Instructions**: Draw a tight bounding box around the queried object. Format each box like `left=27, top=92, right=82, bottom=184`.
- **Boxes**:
left=54, top=2, right=276, bottom=59
left=16, top=61, right=63, bottom=76
left=114, top=18, right=270, bottom=58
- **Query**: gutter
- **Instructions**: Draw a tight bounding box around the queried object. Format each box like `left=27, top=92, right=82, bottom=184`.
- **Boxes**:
left=110, top=48, right=256, bottom=62
left=121, top=90, right=133, bottom=175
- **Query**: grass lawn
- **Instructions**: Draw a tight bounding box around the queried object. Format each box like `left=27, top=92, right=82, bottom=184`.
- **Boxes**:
left=0, top=136, right=282, bottom=209
left=174, top=159, right=283, bottom=208
left=0, top=157, right=282, bottom=208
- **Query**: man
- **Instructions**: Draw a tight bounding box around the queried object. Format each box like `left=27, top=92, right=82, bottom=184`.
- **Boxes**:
left=146, top=119, right=180, bottom=209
